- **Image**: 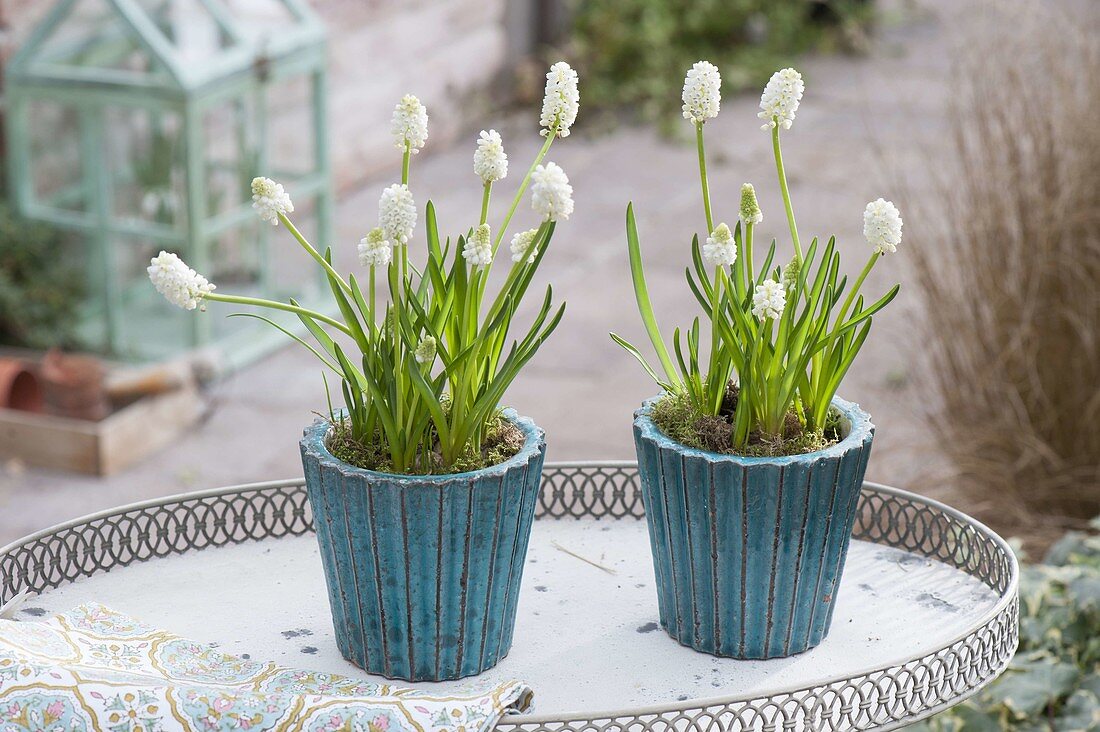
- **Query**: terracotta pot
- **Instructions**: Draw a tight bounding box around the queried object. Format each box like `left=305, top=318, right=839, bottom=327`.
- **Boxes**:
left=0, top=359, right=44, bottom=412
left=39, top=350, right=110, bottom=421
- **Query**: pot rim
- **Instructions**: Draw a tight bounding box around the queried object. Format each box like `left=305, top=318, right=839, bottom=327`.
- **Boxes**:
left=301, top=407, right=546, bottom=485
left=634, top=394, right=874, bottom=467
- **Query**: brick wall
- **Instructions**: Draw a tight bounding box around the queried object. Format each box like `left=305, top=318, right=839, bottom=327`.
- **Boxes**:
left=1, top=0, right=521, bottom=192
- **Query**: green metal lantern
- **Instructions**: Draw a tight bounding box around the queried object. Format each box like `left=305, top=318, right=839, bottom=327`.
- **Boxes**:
left=5, top=0, right=333, bottom=367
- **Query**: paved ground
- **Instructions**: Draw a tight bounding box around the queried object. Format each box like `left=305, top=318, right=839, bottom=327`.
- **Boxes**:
left=0, top=2, right=957, bottom=545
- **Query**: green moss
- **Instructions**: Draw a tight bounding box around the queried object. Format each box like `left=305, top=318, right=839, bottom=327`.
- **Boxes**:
left=326, top=410, right=525, bottom=476
left=649, top=387, right=841, bottom=458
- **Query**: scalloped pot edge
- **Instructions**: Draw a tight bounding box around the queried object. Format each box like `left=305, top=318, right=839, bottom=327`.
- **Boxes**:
left=632, top=395, right=875, bottom=659
left=299, top=409, right=547, bottom=681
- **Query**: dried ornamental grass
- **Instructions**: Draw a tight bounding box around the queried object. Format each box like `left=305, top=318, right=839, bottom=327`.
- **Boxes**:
left=911, top=2, right=1100, bottom=527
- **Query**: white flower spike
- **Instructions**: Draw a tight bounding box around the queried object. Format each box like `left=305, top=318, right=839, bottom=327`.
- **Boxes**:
left=752, top=280, right=787, bottom=321
left=682, top=61, right=721, bottom=124
left=462, top=224, right=494, bottom=268
left=474, top=129, right=508, bottom=183
left=739, top=183, right=763, bottom=224
left=358, top=227, right=392, bottom=268
left=378, top=184, right=416, bottom=246
left=415, top=336, right=437, bottom=365
left=251, top=177, right=293, bottom=225
left=703, top=223, right=737, bottom=268
left=509, top=228, right=540, bottom=264
left=758, top=68, right=804, bottom=131
left=782, top=257, right=801, bottom=291
left=863, top=198, right=903, bottom=255
left=530, top=162, right=574, bottom=221
left=540, top=62, right=580, bottom=138
left=148, top=251, right=215, bottom=311
left=391, top=94, right=428, bottom=153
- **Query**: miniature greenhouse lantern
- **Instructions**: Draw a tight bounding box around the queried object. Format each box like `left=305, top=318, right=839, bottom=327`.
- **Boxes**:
left=5, top=0, right=333, bottom=366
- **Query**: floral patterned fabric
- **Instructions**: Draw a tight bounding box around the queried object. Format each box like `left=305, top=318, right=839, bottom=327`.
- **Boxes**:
left=0, top=603, right=532, bottom=732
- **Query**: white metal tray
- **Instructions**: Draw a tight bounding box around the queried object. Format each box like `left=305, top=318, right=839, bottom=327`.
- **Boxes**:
left=0, top=463, right=1018, bottom=731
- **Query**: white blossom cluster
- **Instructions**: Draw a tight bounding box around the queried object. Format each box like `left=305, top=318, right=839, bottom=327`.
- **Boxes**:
left=540, top=62, right=580, bottom=138
left=530, top=162, right=573, bottom=221
left=782, top=257, right=801, bottom=291
left=682, top=61, right=721, bottom=124
left=378, top=184, right=416, bottom=246
left=752, top=280, right=787, bottom=321
left=739, top=183, right=763, bottom=224
left=509, top=228, right=540, bottom=264
left=391, top=94, right=428, bottom=153
left=415, top=336, right=437, bottom=365
left=863, top=198, right=903, bottom=254
left=358, top=227, right=392, bottom=268
left=473, top=129, right=508, bottom=183
left=462, top=224, right=494, bottom=268
left=148, top=251, right=214, bottom=311
left=703, top=223, right=737, bottom=267
left=758, top=68, right=804, bottom=131
left=251, top=177, right=293, bottom=225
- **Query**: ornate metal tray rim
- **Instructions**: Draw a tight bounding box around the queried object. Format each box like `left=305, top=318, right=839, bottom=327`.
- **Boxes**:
left=0, top=461, right=1020, bottom=732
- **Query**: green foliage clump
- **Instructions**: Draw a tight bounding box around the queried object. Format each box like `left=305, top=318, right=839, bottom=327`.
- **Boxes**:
left=911, top=518, right=1100, bottom=731
left=0, top=204, right=84, bottom=350
left=570, top=0, right=871, bottom=128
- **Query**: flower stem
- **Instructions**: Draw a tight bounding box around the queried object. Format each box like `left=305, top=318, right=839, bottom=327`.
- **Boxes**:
left=480, top=181, right=492, bottom=226
left=493, top=125, right=557, bottom=252
left=696, top=122, right=715, bottom=236
left=204, top=292, right=353, bottom=336
left=402, top=142, right=411, bottom=187
left=278, top=213, right=352, bottom=296
left=835, top=252, right=878, bottom=329
left=772, top=126, right=803, bottom=262
left=744, top=222, right=756, bottom=290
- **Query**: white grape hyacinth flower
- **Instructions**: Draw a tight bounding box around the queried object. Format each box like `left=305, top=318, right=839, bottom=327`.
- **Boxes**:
left=358, top=227, right=392, bottom=268
left=530, top=162, right=574, bottom=221
left=703, top=223, right=737, bottom=267
left=462, top=224, right=494, bottom=268
left=509, top=228, right=540, bottom=264
left=740, top=183, right=763, bottom=225
left=251, top=177, right=293, bottom=225
left=752, top=279, right=787, bottom=321
left=540, top=62, right=580, bottom=138
left=758, top=68, right=804, bottom=131
left=379, top=184, right=416, bottom=246
left=391, top=94, right=428, bottom=153
left=148, top=251, right=215, bottom=311
left=863, top=198, right=903, bottom=254
left=474, top=129, right=508, bottom=183
left=682, top=61, right=721, bottom=123
left=415, top=335, right=437, bottom=365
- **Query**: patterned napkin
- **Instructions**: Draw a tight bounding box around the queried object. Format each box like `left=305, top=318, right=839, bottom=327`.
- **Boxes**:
left=0, top=603, right=532, bottom=731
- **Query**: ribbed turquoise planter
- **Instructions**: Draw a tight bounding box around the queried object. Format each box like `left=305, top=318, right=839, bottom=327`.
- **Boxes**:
left=633, top=396, right=874, bottom=659
left=300, top=410, right=546, bottom=681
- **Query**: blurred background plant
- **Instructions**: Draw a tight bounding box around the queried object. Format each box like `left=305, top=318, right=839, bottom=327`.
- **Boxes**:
left=0, top=203, right=85, bottom=350
left=912, top=518, right=1100, bottom=731
left=907, top=0, right=1100, bottom=540
left=568, top=0, right=873, bottom=130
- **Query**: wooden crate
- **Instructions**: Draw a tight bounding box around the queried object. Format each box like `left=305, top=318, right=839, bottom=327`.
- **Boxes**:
left=0, top=386, right=202, bottom=475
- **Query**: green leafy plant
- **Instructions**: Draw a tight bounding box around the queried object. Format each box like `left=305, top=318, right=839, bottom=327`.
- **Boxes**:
left=613, top=63, right=899, bottom=455
left=570, top=0, right=871, bottom=128
left=149, top=63, right=581, bottom=475
left=911, top=518, right=1100, bottom=731
left=0, top=203, right=85, bottom=350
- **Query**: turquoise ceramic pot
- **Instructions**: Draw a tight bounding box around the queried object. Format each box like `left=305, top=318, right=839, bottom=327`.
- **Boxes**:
left=633, top=396, right=874, bottom=659
left=300, top=410, right=546, bottom=681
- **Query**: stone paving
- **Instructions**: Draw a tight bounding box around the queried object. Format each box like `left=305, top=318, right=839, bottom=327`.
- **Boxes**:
left=0, top=2, right=957, bottom=545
